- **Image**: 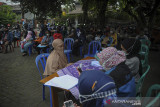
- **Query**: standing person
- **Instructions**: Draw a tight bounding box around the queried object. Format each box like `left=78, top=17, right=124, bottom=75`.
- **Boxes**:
left=121, top=38, right=142, bottom=82
left=95, top=47, right=136, bottom=97
left=13, top=29, right=21, bottom=47
left=43, top=39, right=67, bottom=75
left=2, top=28, right=13, bottom=53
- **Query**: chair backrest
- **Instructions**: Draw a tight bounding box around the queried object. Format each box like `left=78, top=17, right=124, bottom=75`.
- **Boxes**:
left=141, top=44, right=149, bottom=53
left=88, top=40, right=101, bottom=55
left=64, top=38, right=74, bottom=50
left=136, top=65, right=150, bottom=96
left=35, top=53, right=50, bottom=79
left=146, top=84, right=160, bottom=97
left=143, top=84, right=160, bottom=107
left=140, top=39, right=151, bottom=47
left=140, top=44, right=149, bottom=66
left=99, top=35, right=106, bottom=42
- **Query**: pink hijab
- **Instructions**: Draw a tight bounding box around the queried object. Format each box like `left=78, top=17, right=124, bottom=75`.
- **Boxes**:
left=25, top=31, right=32, bottom=40
left=97, top=47, right=126, bottom=70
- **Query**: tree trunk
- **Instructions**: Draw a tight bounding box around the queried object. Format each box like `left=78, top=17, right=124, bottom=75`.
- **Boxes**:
left=82, top=0, right=89, bottom=24
left=97, top=0, right=108, bottom=29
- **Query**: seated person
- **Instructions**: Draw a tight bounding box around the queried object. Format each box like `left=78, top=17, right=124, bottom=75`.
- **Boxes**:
left=53, top=27, right=63, bottom=40
left=78, top=70, right=117, bottom=107
left=121, top=38, right=141, bottom=82
left=101, top=35, right=113, bottom=47
left=67, top=28, right=78, bottom=40
left=95, top=47, right=136, bottom=97
left=110, top=30, right=118, bottom=47
left=72, top=28, right=86, bottom=56
left=43, top=39, right=68, bottom=75
left=36, top=30, right=53, bottom=54
left=20, top=31, right=33, bottom=56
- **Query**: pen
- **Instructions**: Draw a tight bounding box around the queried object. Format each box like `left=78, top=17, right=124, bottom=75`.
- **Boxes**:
left=92, top=81, right=97, bottom=91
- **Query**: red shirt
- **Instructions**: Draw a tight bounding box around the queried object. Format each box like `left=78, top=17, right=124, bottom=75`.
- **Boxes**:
left=53, top=33, right=63, bottom=40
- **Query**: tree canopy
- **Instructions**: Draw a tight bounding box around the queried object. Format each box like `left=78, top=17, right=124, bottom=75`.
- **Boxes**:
left=12, top=0, right=75, bottom=19
left=0, top=5, right=16, bottom=25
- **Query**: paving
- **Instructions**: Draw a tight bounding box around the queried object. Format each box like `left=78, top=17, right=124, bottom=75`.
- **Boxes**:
left=0, top=45, right=160, bottom=107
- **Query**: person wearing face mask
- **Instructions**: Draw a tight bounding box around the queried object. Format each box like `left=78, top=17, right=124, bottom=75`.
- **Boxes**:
left=36, top=30, right=53, bottom=54
left=95, top=47, right=136, bottom=97
left=43, top=39, right=68, bottom=75
left=78, top=70, right=117, bottom=107
left=121, top=38, right=142, bottom=83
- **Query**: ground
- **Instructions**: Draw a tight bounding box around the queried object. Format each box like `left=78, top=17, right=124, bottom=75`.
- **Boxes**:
left=0, top=45, right=160, bottom=107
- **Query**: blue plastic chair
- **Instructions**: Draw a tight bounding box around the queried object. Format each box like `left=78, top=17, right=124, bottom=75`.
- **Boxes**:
left=79, top=46, right=83, bottom=57
left=35, top=53, right=50, bottom=101
left=64, top=38, right=74, bottom=62
left=99, top=35, right=106, bottom=43
left=107, top=37, right=113, bottom=47
left=84, top=41, right=101, bottom=58
left=28, top=44, right=33, bottom=56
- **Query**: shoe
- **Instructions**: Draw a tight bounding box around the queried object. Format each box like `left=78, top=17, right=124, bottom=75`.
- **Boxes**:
left=22, top=53, right=27, bottom=56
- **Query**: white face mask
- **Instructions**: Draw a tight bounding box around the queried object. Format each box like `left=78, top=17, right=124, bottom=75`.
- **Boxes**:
left=79, top=82, right=116, bottom=103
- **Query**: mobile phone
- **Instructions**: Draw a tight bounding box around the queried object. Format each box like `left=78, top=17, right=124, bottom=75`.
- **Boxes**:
left=64, top=100, right=74, bottom=107
left=77, top=63, right=83, bottom=73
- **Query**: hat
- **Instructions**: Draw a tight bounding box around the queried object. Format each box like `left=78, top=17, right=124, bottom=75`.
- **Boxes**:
left=78, top=70, right=117, bottom=106
left=96, top=47, right=126, bottom=70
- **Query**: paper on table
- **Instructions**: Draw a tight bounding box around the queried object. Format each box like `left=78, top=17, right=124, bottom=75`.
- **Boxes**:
left=44, top=75, right=78, bottom=90
left=37, top=44, right=47, bottom=48
left=91, top=61, right=101, bottom=67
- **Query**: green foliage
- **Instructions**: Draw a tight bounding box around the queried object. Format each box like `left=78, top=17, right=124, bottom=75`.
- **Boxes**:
left=0, top=5, right=16, bottom=25
left=12, top=0, right=75, bottom=19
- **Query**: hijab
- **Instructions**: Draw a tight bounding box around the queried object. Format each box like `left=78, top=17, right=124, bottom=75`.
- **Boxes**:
left=121, top=38, right=141, bottom=59
left=43, top=39, right=67, bottom=75
left=25, top=31, right=32, bottom=40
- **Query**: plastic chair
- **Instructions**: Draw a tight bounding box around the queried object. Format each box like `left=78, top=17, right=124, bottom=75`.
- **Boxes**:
left=84, top=41, right=101, bottom=58
left=64, top=38, right=74, bottom=63
left=99, top=35, right=106, bottom=43
left=28, top=44, right=33, bottom=56
left=143, top=84, right=160, bottom=107
left=139, top=44, right=149, bottom=68
left=136, top=65, right=150, bottom=97
left=35, top=53, right=50, bottom=101
left=140, top=39, right=151, bottom=47
left=79, top=46, right=83, bottom=57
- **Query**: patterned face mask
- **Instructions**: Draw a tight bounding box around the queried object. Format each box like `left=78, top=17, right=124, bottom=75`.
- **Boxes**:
left=79, top=82, right=116, bottom=103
